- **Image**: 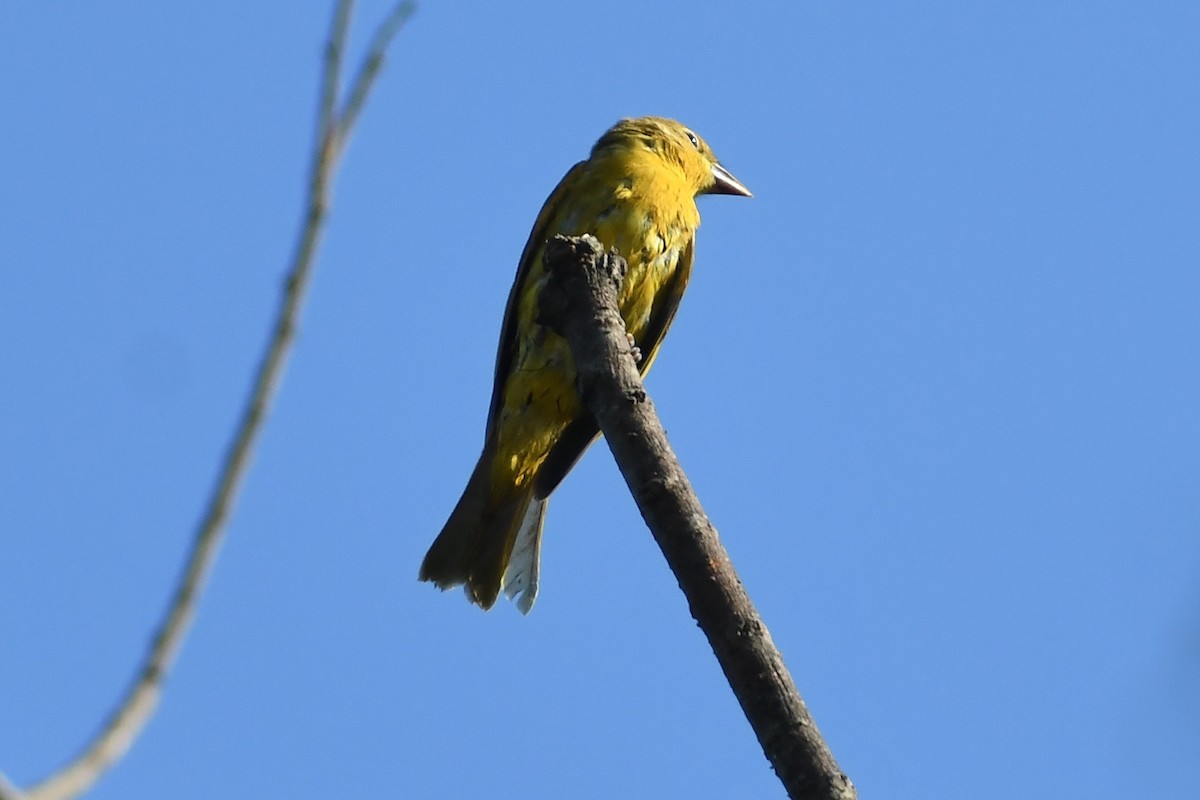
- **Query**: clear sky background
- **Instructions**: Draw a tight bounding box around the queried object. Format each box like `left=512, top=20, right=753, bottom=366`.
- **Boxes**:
left=2, top=2, right=1198, bottom=798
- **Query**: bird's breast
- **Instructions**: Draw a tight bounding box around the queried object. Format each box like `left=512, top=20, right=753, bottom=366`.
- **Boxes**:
left=587, top=202, right=692, bottom=343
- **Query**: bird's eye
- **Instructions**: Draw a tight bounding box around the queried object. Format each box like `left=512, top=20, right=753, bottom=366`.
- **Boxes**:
left=685, top=130, right=699, bottom=148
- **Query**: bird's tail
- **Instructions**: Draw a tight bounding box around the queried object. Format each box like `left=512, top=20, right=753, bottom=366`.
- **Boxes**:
left=419, top=450, right=546, bottom=613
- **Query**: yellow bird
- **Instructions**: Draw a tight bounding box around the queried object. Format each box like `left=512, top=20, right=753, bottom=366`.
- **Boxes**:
left=419, top=116, right=750, bottom=612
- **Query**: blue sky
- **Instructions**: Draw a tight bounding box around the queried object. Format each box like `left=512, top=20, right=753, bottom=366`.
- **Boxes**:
left=2, top=2, right=1198, bottom=798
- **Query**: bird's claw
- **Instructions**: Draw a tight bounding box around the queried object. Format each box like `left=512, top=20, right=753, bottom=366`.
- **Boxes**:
left=626, top=332, right=642, bottom=364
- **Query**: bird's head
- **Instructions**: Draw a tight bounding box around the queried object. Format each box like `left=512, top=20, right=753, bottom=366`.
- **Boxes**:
left=591, top=116, right=752, bottom=199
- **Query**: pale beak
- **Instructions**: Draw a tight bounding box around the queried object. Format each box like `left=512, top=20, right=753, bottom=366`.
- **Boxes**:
left=709, top=162, right=752, bottom=197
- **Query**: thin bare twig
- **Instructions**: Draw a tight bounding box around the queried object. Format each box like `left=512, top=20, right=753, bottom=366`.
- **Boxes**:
left=321, top=0, right=354, bottom=141
left=337, top=1, right=416, bottom=144
left=0, top=4, right=413, bottom=799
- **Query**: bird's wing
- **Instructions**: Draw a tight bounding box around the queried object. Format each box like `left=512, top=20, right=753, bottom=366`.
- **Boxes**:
left=630, top=236, right=695, bottom=376
left=484, top=160, right=587, bottom=441
left=533, top=237, right=695, bottom=498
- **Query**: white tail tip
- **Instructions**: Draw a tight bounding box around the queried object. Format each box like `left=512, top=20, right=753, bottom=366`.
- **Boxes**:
left=502, top=498, right=546, bottom=614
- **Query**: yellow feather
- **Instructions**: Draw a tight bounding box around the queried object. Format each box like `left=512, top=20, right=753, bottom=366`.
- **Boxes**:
left=419, top=116, right=750, bottom=611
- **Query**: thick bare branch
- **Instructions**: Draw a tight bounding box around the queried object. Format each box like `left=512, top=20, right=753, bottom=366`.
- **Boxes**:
left=0, top=4, right=413, bottom=799
left=538, top=235, right=857, bottom=800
